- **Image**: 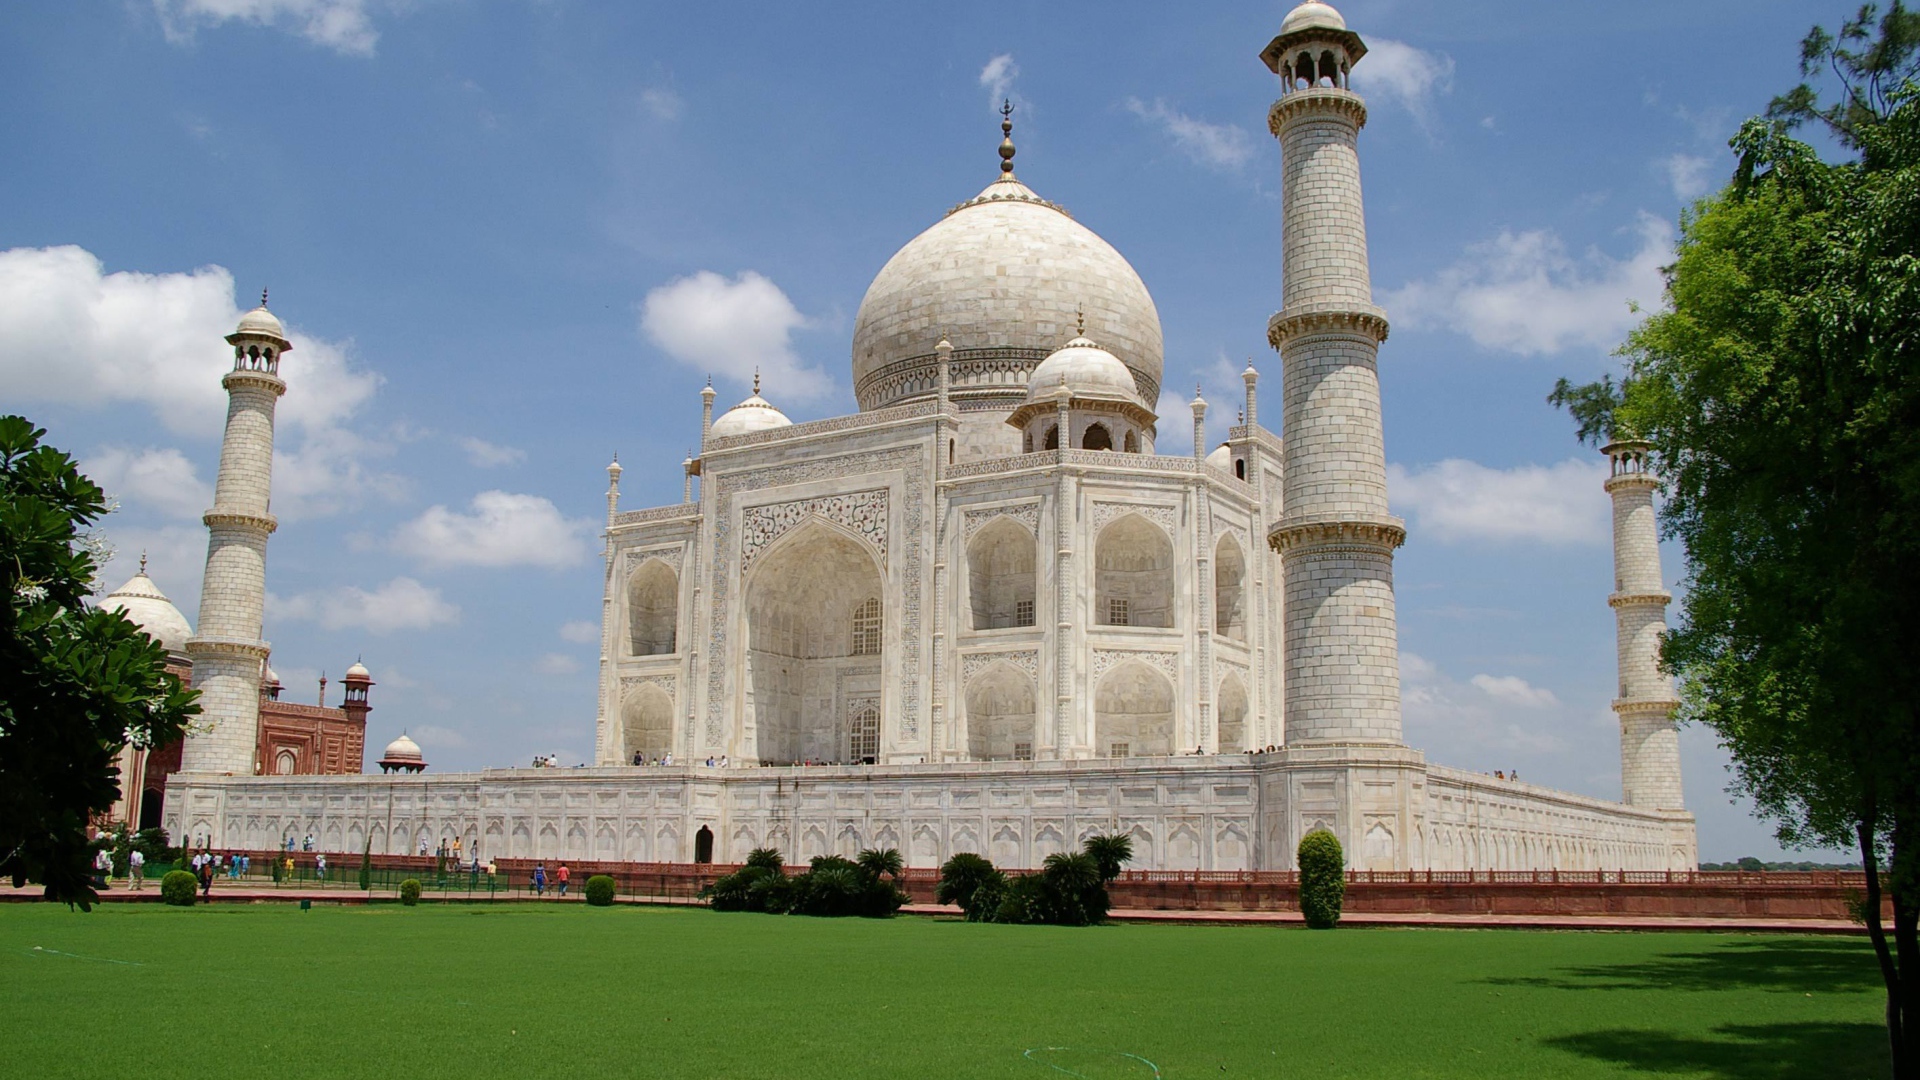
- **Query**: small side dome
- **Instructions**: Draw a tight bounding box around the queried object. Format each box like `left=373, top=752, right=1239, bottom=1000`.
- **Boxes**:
left=234, top=304, right=287, bottom=339
left=709, top=387, right=793, bottom=437
left=101, top=567, right=193, bottom=654
left=1207, top=443, right=1233, bottom=471
left=382, top=732, right=422, bottom=761
left=1280, top=0, right=1346, bottom=35
left=1026, top=335, right=1142, bottom=405
left=344, top=661, right=372, bottom=680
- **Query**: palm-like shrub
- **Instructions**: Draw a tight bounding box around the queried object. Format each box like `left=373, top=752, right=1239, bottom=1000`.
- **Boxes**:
left=160, top=870, right=196, bottom=906
left=704, top=849, right=904, bottom=918
left=936, top=852, right=1005, bottom=920
left=1297, top=829, right=1345, bottom=929
left=584, top=875, right=616, bottom=906
left=744, top=847, right=785, bottom=872
left=856, top=847, right=904, bottom=882
left=399, top=878, right=422, bottom=906
left=1082, top=834, right=1134, bottom=883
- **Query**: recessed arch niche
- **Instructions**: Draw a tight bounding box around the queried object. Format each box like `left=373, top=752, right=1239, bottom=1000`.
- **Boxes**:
left=627, top=558, right=679, bottom=656
left=745, top=520, right=885, bottom=765
left=622, top=683, right=674, bottom=763
left=1094, top=660, right=1174, bottom=757
left=1214, top=535, right=1247, bottom=640
left=965, top=661, right=1037, bottom=760
left=967, top=517, right=1037, bottom=630
left=1095, top=514, right=1174, bottom=628
left=1217, top=673, right=1249, bottom=753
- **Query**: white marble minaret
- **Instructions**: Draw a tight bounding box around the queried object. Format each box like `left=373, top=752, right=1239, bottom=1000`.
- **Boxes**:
left=1262, top=3, right=1404, bottom=746
left=1603, top=439, right=1685, bottom=809
left=181, top=296, right=287, bottom=774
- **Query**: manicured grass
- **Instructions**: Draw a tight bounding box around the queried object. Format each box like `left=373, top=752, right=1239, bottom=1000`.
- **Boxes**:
left=0, top=902, right=1888, bottom=1078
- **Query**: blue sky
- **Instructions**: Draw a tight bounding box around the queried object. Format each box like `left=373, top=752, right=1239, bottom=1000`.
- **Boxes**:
left=0, top=0, right=1849, bottom=861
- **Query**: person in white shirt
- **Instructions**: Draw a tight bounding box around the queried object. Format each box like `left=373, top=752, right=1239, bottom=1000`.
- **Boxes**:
left=129, top=848, right=145, bottom=889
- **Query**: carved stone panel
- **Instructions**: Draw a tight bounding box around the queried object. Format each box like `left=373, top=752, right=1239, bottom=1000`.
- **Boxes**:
left=740, top=489, right=889, bottom=572
left=1092, top=648, right=1181, bottom=684
left=962, top=502, right=1042, bottom=543
left=962, top=650, right=1040, bottom=684
left=1091, top=501, right=1178, bottom=538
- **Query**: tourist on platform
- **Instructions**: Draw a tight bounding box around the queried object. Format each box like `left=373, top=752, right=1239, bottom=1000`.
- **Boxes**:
left=533, top=864, right=547, bottom=896
left=129, top=848, right=145, bottom=889
left=317, top=853, right=328, bottom=882
left=94, top=847, right=112, bottom=886
left=198, top=859, right=213, bottom=899
left=557, top=863, right=570, bottom=896
left=486, top=859, right=497, bottom=888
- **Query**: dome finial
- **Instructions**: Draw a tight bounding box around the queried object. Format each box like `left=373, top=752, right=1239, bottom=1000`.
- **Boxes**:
left=260, top=287, right=269, bottom=309
left=752, top=366, right=761, bottom=395
left=999, top=99, right=1016, bottom=176
left=138, top=550, right=148, bottom=574
left=1076, top=305, right=1085, bottom=336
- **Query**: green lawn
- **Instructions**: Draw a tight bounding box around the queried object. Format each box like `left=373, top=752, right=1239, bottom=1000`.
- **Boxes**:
left=0, top=902, right=1888, bottom=1079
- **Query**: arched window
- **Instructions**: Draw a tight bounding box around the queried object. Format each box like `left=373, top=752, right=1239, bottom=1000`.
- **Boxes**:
left=1082, top=423, right=1113, bottom=451
left=949, top=438, right=955, bottom=465
left=968, top=517, right=1037, bottom=629
left=627, top=559, right=679, bottom=656
left=1319, top=51, right=1339, bottom=86
left=1214, top=535, right=1247, bottom=640
left=1023, top=430, right=1033, bottom=453
left=1123, top=429, right=1140, bottom=454
left=1043, top=424, right=1059, bottom=451
left=851, top=597, right=882, bottom=655
left=694, top=826, right=714, bottom=864
left=1234, top=458, right=1246, bottom=480
left=1095, top=661, right=1175, bottom=757
left=850, top=705, right=880, bottom=764
left=274, top=749, right=297, bottom=775
left=1095, top=514, right=1174, bottom=628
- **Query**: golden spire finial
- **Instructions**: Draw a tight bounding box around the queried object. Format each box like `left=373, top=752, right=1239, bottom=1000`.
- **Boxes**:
left=1076, top=306, right=1085, bottom=336
left=753, top=367, right=761, bottom=395
left=260, top=287, right=269, bottom=309
left=999, top=99, right=1016, bottom=176
left=138, top=550, right=148, bottom=574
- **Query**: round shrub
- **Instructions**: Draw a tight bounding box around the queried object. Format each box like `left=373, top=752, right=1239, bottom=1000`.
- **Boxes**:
left=399, top=878, right=422, bottom=906
left=1297, top=828, right=1345, bottom=930
left=584, top=875, right=616, bottom=907
left=160, top=870, right=197, bottom=907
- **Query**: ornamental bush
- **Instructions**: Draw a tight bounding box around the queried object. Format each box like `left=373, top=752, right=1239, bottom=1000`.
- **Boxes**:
left=703, top=848, right=905, bottom=918
left=399, top=878, right=421, bottom=906
left=584, top=875, right=616, bottom=907
left=935, top=852, right=1005, bottom=920
left=1297, top=828, right=1345, bottom=930
left=160, top=870, right=196, bottom=906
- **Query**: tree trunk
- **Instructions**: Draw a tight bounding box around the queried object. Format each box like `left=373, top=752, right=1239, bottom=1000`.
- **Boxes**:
left=1893, top=816, right=1920, bottom=1080
left=1862, top=815, right=1906, bottom=1077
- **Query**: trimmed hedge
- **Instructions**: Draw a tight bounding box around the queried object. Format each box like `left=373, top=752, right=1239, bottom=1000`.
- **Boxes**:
left=584, top=875, right=616, bottom=907
left=1298, top=828, right=1345, bottom=929
left=160, top=870, right=197, bottom=906
left=399, top=878, right=421, bottom=906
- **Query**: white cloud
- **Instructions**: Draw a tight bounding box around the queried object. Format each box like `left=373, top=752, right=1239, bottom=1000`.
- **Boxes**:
left=534, top=652, right=580, bottom=675
left=640, top=270, right=827, bottom=399
left=407, top=723, right=467, bottom=750
left=640, top=88, right=683, bottom=122
left=1352, top=39, right=1454, bottom=130
left=0, top=245, right=393, bottom=518
left=392, top=490, right=593, bottom=569
left=459, top=436, right=525, bottom=468
left=1124, top=98, right=1254, bottom=171
left=1384, top=213, right=1672, bottom=355
left=1400, top=652, right=1568, bottom=757
left=980, top=54, right=1019, bottom=107
left=558, top=620, right=599, bottom=644
left=1471, top=674, right=1560, bottom=708
left=153, top=0, right=382, bottom=56
left=1662, top=152, right=1713, bottom=199
left=1388, top=458, right=1610, bottom=545
left=270, top=576, right=460, bottom=634
left=84, top=447, right=212, bottom=520
left=91, top=525, right=206, bottom=610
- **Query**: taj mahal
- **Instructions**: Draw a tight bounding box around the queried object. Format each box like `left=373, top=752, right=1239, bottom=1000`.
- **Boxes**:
left=153, top=3, right=1697, bottom=872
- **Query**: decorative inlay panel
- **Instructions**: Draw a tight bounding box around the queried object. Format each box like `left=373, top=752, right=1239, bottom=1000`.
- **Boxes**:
left=740, top=489, right=888, bottom=571
left=1092, top=649, right=1181, bottom=684
left=962, top=650, right=1040, bottom=683
left=620, top=674, right=676, bottom=697
left=1090, top=501, right=1178, bottom=537
left=962, top=502, right=1041, bottom=542
left=622, top=545, right=684, bottom=575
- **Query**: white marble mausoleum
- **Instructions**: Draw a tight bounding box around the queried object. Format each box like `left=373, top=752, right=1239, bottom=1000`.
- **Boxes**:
left=161, top=2, right=1697, bottom=873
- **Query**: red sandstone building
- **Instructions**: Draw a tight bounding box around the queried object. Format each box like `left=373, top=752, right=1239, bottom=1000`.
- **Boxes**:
left=100, top=564, right=373, bottom=832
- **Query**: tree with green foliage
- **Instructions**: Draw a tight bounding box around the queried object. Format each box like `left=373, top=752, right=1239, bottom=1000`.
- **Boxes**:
left=934, top=852, right=1006, bottom=921
left=1082, top=833, right=1135, bottom=885
left=0, top=416, right=199, bottom=910
left=357, top=837, right=372, bottom=891
left=1550, top=12, right=1920, bottom=1069
left=1298, top=830, right=1345, bottom=929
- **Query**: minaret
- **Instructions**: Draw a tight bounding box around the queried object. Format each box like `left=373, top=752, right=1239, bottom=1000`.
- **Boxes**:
left=1262, top=3, right=1404, bottom=746
left=182, top=293, right=288, bottom=773
left=1190, top=386, right=1207, bottom=460
left=1603, top=440, right=1684, bottom=809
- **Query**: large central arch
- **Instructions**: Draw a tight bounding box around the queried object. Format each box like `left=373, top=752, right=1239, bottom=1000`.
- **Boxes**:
left=745, top=520, right=885, bottom=765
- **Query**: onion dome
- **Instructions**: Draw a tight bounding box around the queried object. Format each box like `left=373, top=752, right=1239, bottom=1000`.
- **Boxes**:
left=707, top=372, right=793, bottom=438
left=101, top=561, right=193, bottom=654
left=1026, top=333, right=1143, bottom=406
left=850, top=109, right=1162, bottom=412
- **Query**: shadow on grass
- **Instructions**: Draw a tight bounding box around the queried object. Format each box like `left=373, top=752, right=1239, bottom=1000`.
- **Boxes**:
left=1546, top=1022, right=1887, bottom=1079
left=1487, top=938, right=1882, bottom=995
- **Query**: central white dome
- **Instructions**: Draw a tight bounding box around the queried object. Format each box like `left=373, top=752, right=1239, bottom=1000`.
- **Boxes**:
left=851, top=174, right=1163, bottom=412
